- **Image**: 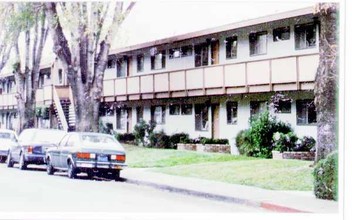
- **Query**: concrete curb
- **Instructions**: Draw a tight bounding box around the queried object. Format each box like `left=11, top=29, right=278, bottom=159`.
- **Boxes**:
left=124, top=178, right=309, bottom=213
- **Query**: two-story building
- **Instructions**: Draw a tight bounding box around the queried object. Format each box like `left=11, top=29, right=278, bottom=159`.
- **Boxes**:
left=0, top=6, right=319, bottom=154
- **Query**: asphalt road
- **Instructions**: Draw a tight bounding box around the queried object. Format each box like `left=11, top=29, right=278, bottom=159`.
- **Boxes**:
left=0, top=163, right=267, bottom=214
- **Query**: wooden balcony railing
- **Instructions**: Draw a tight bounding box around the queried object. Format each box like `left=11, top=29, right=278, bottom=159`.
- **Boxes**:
left=102, top=53, right=319, bottom=101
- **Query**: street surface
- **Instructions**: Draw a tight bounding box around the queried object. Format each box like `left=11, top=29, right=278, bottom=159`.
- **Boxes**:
left=0, top=164, right=267, bottom=213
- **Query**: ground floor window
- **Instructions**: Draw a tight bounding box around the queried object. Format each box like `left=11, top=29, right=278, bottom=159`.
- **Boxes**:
left=181, top=104, right=192, bottom=115
left=169, top=104, right=181, bottom=115
left=116, top=108, right=126, bottom=129
left=136, top=106, right=144, bottom=123
left=275, top=100, right=292, bottom=113
left=226, top=101, right=238, bottom=124
left=296, top=99, right=316, bottom=125
left=151, top=105, right=166, bottom=124
left=250, top=101, right=268, bottom=119
left=195, top=104, right=208, bottom=131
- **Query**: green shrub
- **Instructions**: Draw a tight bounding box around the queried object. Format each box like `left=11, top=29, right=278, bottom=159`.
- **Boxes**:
left=295, top=136, right=316, bottom=152
left=133, top=120, right=156, bottom=146
left=149, top=131, right=171, bottom=149
left=272, top=132, right=298, bottom=153
left=99, top=120, right=113, bottom=134
left=200, top=137, right=229, bottom=145
left=236, top=111, right=292, bottom=158
left=116, top=133, right=135, bottom=143
left=169, top=133, right=190, bottom=149
left=313, top=151, right=338, bottom=201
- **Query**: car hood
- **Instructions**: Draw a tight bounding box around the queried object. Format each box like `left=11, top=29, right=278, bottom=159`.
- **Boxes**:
left=19, top=141, right=58, bottom=147
left=0, top=139, right=18, bottom=150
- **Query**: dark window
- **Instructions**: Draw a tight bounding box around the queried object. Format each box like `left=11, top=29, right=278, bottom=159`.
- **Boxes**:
left=295, top=23, right=317, bottom=49
left=226, top=101, right=238, bottom=124
left=181, top=45, right=193, bottom=57
left=107, top=59, right=116, bottom=69
left=169, top=48, right=181, bottom=59
left=181, top=104, right=192, bottom=115
left=195, top=104, right=208, bottom=131
left=249, top=31, right=267, bottom=55
left=225, top=36, right=238, bottom=59
left=151, top=50, right=166, bottom=70
left=194, top=43, right=209, bottom=67
left=151, top=106, right=165, bottom=124
left=136, top=106, right=144, bottom=123
left=273, top=26, right=290, bottom=41
left=116, top=57, right=128, bottom=77
left=137, top=54, right=144, bottom=72
left=250, top=101, right=267, bottom=118
left=275, top=100, right=292, bottom=113
left=116, top=108, right=126, bottom=129
left=58, top=69, right=63, bottom=84
left=296, top=99, right=316, bottom=125
left=169, top=104, right=181, bottom=115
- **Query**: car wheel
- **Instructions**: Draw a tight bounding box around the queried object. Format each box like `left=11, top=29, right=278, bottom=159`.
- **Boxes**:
left=86, top=170, right=94, bottom=179
left=67, top=160, right=77, bottom=179
left=113, top=170, right=121, bottom=181
left=19, top=153, right=27, bottom=170
left=6, top=153, right=14, bottom=168
left=46, top=158, right=55, bottom=175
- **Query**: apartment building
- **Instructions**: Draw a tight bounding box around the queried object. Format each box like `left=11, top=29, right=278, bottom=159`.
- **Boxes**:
left=0, top=7, right=319, bottom=154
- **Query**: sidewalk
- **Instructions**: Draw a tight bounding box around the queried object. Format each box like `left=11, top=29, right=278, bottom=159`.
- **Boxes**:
left=122, top=168, right=338, bottom=213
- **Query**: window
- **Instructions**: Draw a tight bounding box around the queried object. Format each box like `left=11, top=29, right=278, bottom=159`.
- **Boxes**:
left=275, top=100, right=291, bottom=113
left=169, top=48, right=181, bottom=59
left=226, top=101, right=238, bottom=124
left=169, top=104, right=180, bottom=115
left=273, top=26, right=290, bottom=41
left=58, top=69, right=63, bottom=84
left=295, top=23, right=317, bottom=49
left=116, top=108, right=126, bottom=129
left=181, top=104, right=192, bottom=115
left=151, top=50, right=166, bottom=70
left=195, top=104, right=208, bottom=131
left=136, top=106, right=144, bottom=123
left=195, top=43, right=209, bottom=67
left=107, top=58, right=116, bottom=69
left=181, top=45, right=193, bottom=57
left=250, top=101, right=267, bottom=118
left=137, top=54, right=144, bottom=72
left=296, top=99, right=316, bottom=125
left=225, top=36, right=238, bottom=59
left=116, top=57, right=128, bottom=77
left=169, top=45, right=192, bottom=59
left=249, top=31, right=267, bottom=55
left=151, top=106, right=165, bottom=124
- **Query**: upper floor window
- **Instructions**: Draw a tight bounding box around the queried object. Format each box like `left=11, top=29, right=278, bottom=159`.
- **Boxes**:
left=273, top=26, right=290, bottom=41
left=225, top=36, right=238, bottom=59
left=137, top=54, right=144, bottom=72
left=151, top=50, right=166, bottom=70
left=226, top=101, right=238, bottom=124
left=295, top=23, right=317, bottom=50
left=116, top=57, right=128, bottom=77
left=169, top=45, right=193, bottom=59
left=107, top=58, right=116, bottom=69
left=249, top=31, right=267, bottom=56
left=296, top=99, right=316, bottom=125
left=195, top=43, right=209, bottom=67
left=58, top=69, right=63, bottom=84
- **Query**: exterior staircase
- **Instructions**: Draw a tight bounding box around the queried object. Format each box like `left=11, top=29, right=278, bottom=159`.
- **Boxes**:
left=52, top=86, right=76, bottom=131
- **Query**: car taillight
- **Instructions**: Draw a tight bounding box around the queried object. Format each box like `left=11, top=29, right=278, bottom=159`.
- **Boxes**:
left=76, top=152, right=94, bottom=159
left=111, top=155, right=125, bottom=162
left=27, top=146, right=33, bottom=153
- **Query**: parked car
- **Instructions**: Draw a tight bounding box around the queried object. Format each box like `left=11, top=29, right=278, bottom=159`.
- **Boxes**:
left=0, top=129, right=19, bottom=163
left=45, top=132, right=127, bottom=180
left=6, top=128, right=67, bottom=169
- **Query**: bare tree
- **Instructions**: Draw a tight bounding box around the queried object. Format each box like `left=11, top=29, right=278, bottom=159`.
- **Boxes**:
left=45, top=2, right=135, bottom=132
left=314, top=3, right=338, bottom=162
left=10, top=3, right=49, bottom=131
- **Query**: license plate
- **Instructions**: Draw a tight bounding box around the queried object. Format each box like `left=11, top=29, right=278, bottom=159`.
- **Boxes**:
left=97, top=155, right=108, bottom=162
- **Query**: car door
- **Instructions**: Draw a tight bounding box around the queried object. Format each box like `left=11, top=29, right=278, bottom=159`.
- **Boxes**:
left=52, top=134, right=70, bottom=168
left=59, top=134, right=78, bottom=168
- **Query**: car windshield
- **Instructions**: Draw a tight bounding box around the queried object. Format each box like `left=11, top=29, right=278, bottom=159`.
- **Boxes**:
left=80, top=134, right=116, bottom=145
left=0, top=132, right=17, bottom=142
left=19, top=129, right=66, bottom=144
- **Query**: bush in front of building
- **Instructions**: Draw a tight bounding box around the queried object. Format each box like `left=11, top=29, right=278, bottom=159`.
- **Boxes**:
left=115, top=133, right=136, bottom=144
left=313, top=151, right=338, bottom=201
left=272, top=132, right=298, bottom=153
left=133, top=120, right=156, bottom=147
left=169, top=133, right=191, bottom=149
left=149, top=130, right=171, bottom=149
left=236, top=111, right=292, bottom=158
left=294, top=136, right=316, bottom=152
left=199, top=137, right=229, bottom=145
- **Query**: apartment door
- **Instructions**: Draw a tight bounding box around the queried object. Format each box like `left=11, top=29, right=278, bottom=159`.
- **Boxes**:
left=211, top=40, right=219, bottom=65
left=211, top=104, right=220, bottom=139
left=127, top=108, right=133, bottom=133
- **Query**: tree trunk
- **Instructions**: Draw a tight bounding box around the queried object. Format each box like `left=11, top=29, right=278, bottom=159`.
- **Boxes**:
left=314, top=3, right=338, bottom=162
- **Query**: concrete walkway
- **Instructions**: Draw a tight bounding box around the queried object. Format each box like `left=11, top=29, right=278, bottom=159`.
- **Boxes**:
left=122, top=168, right=338, bottom=213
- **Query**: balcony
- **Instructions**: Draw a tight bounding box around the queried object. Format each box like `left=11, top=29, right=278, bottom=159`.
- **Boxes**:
left=102, top=53, right=319, bottom=102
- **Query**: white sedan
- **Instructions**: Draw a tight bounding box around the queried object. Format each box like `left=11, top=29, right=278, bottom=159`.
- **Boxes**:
left=0, top=129, right=18, bottom=163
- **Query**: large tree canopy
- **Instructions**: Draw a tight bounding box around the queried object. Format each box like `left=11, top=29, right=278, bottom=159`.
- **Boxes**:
left=45, top=2, right=135, bottom=132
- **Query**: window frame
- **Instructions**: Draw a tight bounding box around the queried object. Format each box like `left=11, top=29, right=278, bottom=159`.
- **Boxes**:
left=151, top=105, right=166, bottom=124
left=250, top=101, right=268, bottom=119
left=225, top=36, right=238, bottom=59
left=137, top=54, right=144, bottom=72
left=275, top=100, right=292, bottom=114
left=226, top=101, right=238, bottom=124
left=169, top=104, right=181, bottom=115
left=296, top=99, right=317, bottom=125
left=181, top=104, right=193, bottom=115
left=294, top=23, right=317, bottom=50
left=249, top=31, right=268, bottom=56
left=273, top=26, right=290, bottom=42
left=116, top=108, right=127, bottom=129
left=151, top=50, right=166, bottom=70
left=195, top=104, right=209, bottom=131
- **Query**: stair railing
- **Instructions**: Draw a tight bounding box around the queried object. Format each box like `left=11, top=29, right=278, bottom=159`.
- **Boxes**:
left=53, top=86, right=69, bottom=131
left=68, top=86, right=76, bottom=127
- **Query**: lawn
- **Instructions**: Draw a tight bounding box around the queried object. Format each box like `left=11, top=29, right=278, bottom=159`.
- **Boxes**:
left=123, top=144, right=314, bottom=191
